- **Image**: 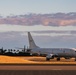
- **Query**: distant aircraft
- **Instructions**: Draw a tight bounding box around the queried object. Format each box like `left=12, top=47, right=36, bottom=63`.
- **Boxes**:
left=28, top=32, right=76, bottom=61
left=15, top=45, right=27, bottom=53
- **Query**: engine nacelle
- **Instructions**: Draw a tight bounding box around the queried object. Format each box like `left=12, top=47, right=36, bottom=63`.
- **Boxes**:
left=46, top=54, right=54, bottom=59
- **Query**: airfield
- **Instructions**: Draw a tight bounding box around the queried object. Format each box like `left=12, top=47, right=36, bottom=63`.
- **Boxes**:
left=0, top=55, right=76, bottom=65
left=0, top=55, right=76, bottom=75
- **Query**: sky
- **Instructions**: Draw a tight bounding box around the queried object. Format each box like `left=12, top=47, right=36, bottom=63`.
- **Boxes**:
left=0, top=0, right=76, bottom=16
left=0, top=25, right=76, bottom=32
left=0, top=25, right=76, bottom=49
left=0, top=0, right=76, bottom=49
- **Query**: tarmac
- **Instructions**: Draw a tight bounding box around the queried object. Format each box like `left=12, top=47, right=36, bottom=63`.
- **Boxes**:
left=0, top=70, right=76, bottom=75
left=0, top=56, right=76, bottom=75
left=0, top=65, right=76, bottom=75
left=0, top=64, right=76, bottom=70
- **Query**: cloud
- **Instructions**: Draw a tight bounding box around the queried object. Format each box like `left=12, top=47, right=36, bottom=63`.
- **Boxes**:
left=0, top=24, right=76, bottom=32
left=0, top=24, right=76, bottom=48
left=0, top=24, right=76, bottom=37
left=0, top=31, right=76, bottom=49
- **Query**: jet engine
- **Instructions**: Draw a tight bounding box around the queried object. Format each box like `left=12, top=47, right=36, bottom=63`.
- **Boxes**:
left=46, top=54, right=54, bottom=61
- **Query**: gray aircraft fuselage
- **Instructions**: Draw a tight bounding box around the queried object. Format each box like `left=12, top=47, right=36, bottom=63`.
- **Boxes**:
left=28, top=32, right=76, bottom=61
left=31, top=48, right=76, bottom=58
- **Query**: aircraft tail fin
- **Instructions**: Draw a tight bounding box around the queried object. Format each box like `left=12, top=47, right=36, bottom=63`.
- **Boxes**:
left=28, top=32, right=39, bottom=49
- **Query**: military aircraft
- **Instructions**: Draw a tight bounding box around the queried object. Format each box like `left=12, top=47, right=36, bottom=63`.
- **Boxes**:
left=28, top=32, right=76, bottom=61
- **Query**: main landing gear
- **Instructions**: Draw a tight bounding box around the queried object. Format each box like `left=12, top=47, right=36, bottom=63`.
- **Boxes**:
left=46, top=58, right=50, bottom=61
left=75, top=58, right=76, bottom=61
left=57, top=57, right=60, bottom=61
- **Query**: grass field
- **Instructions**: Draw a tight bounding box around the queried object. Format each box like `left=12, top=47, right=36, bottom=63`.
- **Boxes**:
left=0, top=55, right=76, bottom=64
left=0, top=55, right=34, bottom=64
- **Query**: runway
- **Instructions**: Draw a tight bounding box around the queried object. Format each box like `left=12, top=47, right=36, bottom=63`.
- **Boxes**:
left=0, top=65, right=76, bottom=75
left=0, top=70, right=76, bottom=75
left=0, top=65, right=76, bottom=70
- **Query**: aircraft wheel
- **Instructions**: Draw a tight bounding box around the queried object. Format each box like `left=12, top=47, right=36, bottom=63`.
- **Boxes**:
left=46, top=58, right=50, bottom=61
left=57, top=57, right=60, bottom=61
left=75, top=58, right=76, bottom=61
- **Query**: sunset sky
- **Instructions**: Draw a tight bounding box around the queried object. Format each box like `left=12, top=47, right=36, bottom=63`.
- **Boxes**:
left=0, top=0, right=76, bottom=16
left=0, top=0, right=76, bottom=49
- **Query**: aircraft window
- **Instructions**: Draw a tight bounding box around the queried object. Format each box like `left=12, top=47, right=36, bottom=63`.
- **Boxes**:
left=75, top=51, right=76, bottom=52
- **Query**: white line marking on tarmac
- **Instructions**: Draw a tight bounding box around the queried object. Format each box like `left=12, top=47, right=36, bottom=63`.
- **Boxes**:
left=52, top=69, right=62, bottom=70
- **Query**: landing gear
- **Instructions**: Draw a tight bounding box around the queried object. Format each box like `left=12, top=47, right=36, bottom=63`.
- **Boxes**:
left=75, top=58, right=76, bottom=61
left=57, top=57, right=60, bottom=61
left=46, top=58, right=50, bottom=61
